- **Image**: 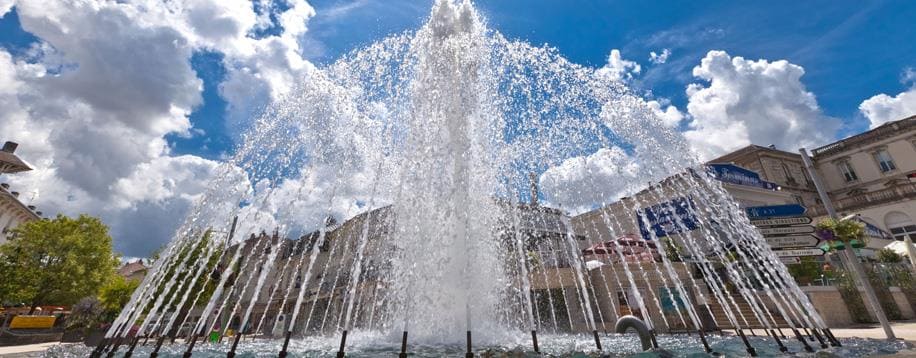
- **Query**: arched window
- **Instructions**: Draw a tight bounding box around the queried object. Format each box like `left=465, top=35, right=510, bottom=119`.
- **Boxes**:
left=885, top=211, right=916, bottom=241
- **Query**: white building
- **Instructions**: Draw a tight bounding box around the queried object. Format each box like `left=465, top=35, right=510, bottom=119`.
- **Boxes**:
left=0, top=141, right=41, bottom=245
left=808, top=116, right=916, bottom=248
left=710, top=115, right=916, bottom=259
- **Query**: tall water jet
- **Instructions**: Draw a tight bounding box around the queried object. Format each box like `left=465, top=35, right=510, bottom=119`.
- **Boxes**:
left=386, top=0, right=506, bottom=343
left=86, top=1, right=908, bottom=356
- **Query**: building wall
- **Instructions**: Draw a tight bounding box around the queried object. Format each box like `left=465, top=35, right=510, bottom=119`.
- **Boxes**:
left=810, top=117, right=916, bottom=238
left=0, top=185, right=40, bottom=245
left=708, top=145, right=821, bottom=208
left=815, top=131, right=916, bottom=194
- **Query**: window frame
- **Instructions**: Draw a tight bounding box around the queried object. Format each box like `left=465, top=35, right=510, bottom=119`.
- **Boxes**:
left=872, top=148, right=897, bottom=173
left=836, top=160, right=859, bottom=183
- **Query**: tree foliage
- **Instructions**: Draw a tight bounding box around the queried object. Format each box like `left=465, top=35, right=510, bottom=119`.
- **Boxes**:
left=786, top=256, right=822, bottom=284
left=99, top=275, right=140, bottom=319
left=0, top=214, right=118, bottom=312
left=816, top=218, right=865, bottom=242
left=139, top=230, right=223, bottom=324
left=876, top=248, right=903, bottom=263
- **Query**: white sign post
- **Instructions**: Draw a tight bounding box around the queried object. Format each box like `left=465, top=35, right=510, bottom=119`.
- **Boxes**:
left=751, top=217, right=812, bottom=226
left=765, top=235, right=820, bottom=249
left=760, top=226, right=815, bottom=236
left=774, top=248, right=825, bottom=257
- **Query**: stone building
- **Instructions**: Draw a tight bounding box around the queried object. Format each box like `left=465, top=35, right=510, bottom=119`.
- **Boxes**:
left=709, top=115, right=916, bottom=256
left=709, top=145, right=820, bottom=208
left=117, top=260, right=150, bottom=282
left=569, top=165, right=800, bottom=333
left=0, top=141, right=41, bottom=245
left=808, top=116, right=916, bottom=245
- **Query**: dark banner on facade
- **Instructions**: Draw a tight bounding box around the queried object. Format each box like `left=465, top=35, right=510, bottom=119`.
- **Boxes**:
left=637, top=197, right=698, bottom=240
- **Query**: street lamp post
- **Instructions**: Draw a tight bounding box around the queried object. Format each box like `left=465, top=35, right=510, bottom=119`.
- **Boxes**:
left=799, top=148, right=896, bottom=340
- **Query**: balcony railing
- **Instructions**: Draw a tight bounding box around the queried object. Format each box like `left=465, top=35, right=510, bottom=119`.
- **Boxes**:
left=807, top=183, right=916, bottom=217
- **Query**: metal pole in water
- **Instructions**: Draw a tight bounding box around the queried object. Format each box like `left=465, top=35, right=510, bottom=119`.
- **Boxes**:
left=336, top=330, right=348, bottom=358
left=531, top=330, right=539, bottom=353
left=800, top=148, right=896, bottom=340
left=697, top=328, right=712, bottom=353
left=802, top=327, right=815, bottom=341
left=768, top=329, right=788, bottom=353
left=227, top=332, right=242, bottom=358
left=105, top=335, right=124, bottom=358
left=89, top=338, right=108, bottom=358
left=736, top=329, right=757, bottom=357
left=183, top=333, right=198, bottom=358
left=399, top=331, right=409, bottom=358
left=592, top=330, right=602, bottom=351
left=791, top=328, right=814, bottom=352
left=278, top=330, right=292, bottom=358
left=123, top=336, right=140, bottom=357
left=824, top=328, right=842, bottom=347
left=465, top=331, right=473, bottom=358
left=150, top=336, right=166, bottom=358
left=810, top=328, right=828, bottom=349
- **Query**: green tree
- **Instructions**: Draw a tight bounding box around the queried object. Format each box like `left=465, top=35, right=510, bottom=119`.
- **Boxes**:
left=876, top=248, right=903, bottom=263
left=786, top=256, right=822, bottom=285
left=99, top=275, right=140, bottom=320
left=135, top=230, right=223, bottom=331
left=0, top=214, right=119, bottom=313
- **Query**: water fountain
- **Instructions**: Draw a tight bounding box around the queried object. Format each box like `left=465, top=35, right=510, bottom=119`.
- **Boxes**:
left=58, top=1, right=911, bottom=357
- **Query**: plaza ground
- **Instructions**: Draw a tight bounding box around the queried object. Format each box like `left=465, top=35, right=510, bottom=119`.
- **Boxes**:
left=1, top=323, right=916, bottom=357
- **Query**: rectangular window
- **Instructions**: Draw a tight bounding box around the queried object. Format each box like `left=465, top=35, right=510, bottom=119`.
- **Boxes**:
left=837, top=161, right=858, bottom=182
left=873, top=149, right=897, bottom=172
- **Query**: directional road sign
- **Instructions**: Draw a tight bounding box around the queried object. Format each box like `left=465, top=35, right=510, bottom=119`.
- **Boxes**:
left=765, top=235, right=820, bottom=249
left=751, top=216, right=812, bottom=227
left=774, top=248, right=825, bottom=257
left=745, top=204, right=807, bottom=219
left=760, top=225, right=815, bottom=236
left=779, top=257, right=802, bottom=264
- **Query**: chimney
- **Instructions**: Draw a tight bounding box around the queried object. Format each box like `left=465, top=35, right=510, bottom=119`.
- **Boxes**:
left=2, top=141, right=18, bottom=153
left=36, top=211, right=42, bottom=216
left=11, top=191, right=19, bottom=198
left=27, top=205, right=35, bottom=210
left=767, top=144, right=776, bottom=149
left=529, top=172, right=539, bottom=206
left=1, top=183, right=8, bottom=190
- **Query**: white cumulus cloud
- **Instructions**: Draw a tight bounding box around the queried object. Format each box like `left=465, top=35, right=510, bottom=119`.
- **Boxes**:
left=649, top=48, right=671, bottom=64
left=859, top=68, right=916, bottom=128
left=539, top=147, right=640, bottom=214
left=645, top=99, right=683, bottom=128
left=596, top=49, right=641, bottom=82
left=0, top=0, right=318, bottom=256
left=681, top=50, right=839, bottom=160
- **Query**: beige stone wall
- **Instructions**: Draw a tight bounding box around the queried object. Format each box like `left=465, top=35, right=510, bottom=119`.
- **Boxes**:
left=815, top=130, right=916, bottom=193
left=801, top=286, right=853, bottom=327
left=891, top=288, right=915, bottom=319
left=799, top=286, right=916, bottom=327
left=0, top=188, right=40, bottom=245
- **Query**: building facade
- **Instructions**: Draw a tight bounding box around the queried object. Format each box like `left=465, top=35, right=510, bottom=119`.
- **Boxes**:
left=809, top=116, right=916, bottom=245
left=709, top=145, right=820, bottom=209
left=0, top=141, right=40, bottom=245
left=710, top=115, right=916, bottom=255
left=117, top=260, right=150, bottom=282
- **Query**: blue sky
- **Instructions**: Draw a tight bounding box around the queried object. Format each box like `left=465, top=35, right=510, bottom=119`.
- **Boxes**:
left=4, top=1, right=911, bottom=158
left=298, top=0, right=914, bottom=134
left=1, top=0, right=914, bottom=256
